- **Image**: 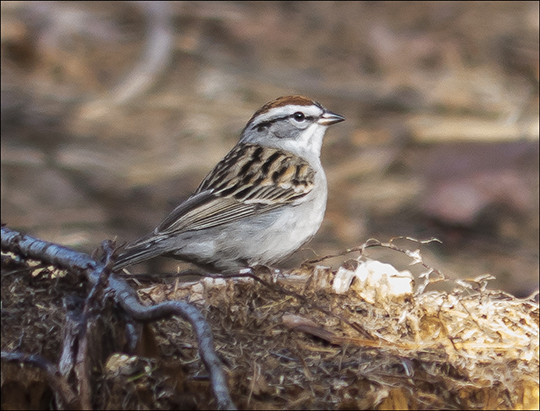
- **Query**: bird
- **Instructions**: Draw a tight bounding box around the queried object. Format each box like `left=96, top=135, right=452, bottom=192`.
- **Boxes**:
left=114, top=95, right=344, bottom=274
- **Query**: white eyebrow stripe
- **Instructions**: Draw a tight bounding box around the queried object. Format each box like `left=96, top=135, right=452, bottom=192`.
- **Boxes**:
left=251, top=104, right=323, bottom=126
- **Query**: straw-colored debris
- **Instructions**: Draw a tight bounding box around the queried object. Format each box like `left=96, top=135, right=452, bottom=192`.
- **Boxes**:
left=134, top=254, right=539, bottom=409
left=2, top=246, right=538, bottom=409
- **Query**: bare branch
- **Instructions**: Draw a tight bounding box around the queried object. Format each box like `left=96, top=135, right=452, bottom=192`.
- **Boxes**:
left=1, top=225, right=236, bottom=410
left=109, top=275, right=236, bottom=410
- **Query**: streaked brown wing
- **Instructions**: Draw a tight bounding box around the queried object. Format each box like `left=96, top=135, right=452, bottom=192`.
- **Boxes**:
left=128, top=144, right=315, bottom=247
left=196, top=144, right=315, bottom=203
left=156, top=193, right=276, bottom=235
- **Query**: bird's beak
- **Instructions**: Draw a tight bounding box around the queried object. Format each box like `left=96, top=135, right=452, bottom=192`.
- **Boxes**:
left=318, top=111, right=345, bottom=126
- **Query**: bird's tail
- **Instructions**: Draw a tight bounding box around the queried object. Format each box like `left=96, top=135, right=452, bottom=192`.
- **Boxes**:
left=113, top=240, right=164, bottom=271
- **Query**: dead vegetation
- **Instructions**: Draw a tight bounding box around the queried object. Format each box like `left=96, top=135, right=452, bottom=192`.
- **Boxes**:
left=2, top=228, right=538, bottom=409
left=1, top=1, right=538, bottom=296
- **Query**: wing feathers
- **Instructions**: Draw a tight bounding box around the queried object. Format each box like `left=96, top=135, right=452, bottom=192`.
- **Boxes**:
left=129, top=144, right=315, bottom=246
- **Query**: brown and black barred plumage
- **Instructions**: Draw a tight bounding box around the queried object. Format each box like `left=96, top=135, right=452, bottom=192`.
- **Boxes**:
left=114, top=96, right=343, bottom=272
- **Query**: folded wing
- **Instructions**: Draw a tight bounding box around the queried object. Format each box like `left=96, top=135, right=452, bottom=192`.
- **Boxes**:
left=126, top=144, right=315, bottom=248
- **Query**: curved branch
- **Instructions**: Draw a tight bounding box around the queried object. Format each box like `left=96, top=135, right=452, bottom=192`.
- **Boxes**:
left=1, top=225, right=236, bottom=410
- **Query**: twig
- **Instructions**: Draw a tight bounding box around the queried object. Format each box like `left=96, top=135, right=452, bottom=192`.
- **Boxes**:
left=110, top=274, right=235, bottom=409
left=1, top=225, right=236, bottom=410
left=75, top=240, right=116, bottom=409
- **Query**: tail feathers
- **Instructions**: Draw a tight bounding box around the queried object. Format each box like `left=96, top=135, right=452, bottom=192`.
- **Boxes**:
left=114, top=242, right=165, bottom=270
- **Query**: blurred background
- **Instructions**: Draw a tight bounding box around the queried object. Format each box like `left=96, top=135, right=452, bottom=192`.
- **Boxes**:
left=1, top=1, right=538, bottom=296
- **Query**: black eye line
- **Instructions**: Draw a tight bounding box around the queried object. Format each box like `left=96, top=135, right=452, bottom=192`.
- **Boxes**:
left=253, top=112, right=314, bottom=132
left=253, top=115, right=288, bottom=132
left=256, top=121, right=270, bottom=132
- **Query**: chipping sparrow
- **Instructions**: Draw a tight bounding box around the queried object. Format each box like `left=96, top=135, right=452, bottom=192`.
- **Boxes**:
left=114, top=96, right=344, bottom=273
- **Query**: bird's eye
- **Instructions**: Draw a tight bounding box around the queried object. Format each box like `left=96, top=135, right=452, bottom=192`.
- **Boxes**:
left=293, top=112, right=305, bottom=122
